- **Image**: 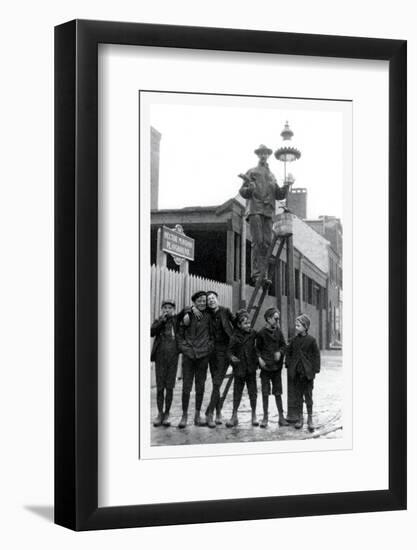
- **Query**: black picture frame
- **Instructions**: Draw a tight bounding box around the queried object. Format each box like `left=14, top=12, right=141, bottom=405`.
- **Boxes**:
left=55, top=19, right=407, bottom=531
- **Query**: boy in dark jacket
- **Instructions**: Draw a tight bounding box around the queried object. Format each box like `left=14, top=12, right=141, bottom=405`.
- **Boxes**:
left=176, top=291, right=214, bottom=428
left=205, top=290, right=235, bottom=428
left=226, top=310, right=259, bottom=428
left=150, top=300, right=180, bottom=427
left=256, top=307, right=289, bottom=428
left=286, top=314, right=321, bottom=432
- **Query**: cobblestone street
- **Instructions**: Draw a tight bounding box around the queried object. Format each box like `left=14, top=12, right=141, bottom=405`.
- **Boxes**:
left=150, top=351, right=343, bottom=445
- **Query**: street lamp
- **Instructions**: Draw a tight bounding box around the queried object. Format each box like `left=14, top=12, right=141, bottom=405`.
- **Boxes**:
left=274, top=121, right=301, bottom=184
left=272, top=122, right=301, bottom=236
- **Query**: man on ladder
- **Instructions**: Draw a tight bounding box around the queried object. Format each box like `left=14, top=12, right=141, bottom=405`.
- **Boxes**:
left=239, top=144, right=289, bottom=286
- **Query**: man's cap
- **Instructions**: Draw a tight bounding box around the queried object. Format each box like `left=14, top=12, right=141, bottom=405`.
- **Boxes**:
left=254, top=144, right=272, bottom=156
left=296, top=313, right=311, bottom=331
left=191, top=290, right=207, bottom=303
left=264, top=307, right=279, bottom=321
left=161, top=299, right=175, bottom=308
left=206, top=290, right=218, bottom=298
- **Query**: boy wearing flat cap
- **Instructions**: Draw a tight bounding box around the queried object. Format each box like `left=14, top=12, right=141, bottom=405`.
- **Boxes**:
left=256, top=307, right=289, bottom=428
left=226, top=309, right=259, bottom=428
left=239, top=145, right=289, bottom=284
left=176, top=290, right=214, bottom=428
left=285, top=313, right=321, bottom=432
left=150, top=300, right=180, bottom=427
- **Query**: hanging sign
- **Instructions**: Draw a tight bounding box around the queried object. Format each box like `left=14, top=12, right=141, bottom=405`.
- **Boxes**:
left=161, top=225, right=195, bottom=262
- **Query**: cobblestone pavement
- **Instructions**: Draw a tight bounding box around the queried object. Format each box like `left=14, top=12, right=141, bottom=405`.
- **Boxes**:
left=150, top=351, right=343, bottom=446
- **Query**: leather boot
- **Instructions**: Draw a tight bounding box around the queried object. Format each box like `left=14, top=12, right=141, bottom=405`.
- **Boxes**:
left=194, top=412, right=207, bottom=426
left=178, top=413, right=188, bottom=429
left=206, top=412, right=216, bottom=428
left=295, top=414, right=304, bottom=429
left=278, top=414, right=290, bottom=427
left=307, top=414, right=314, bottom=432
left=162, top=412, right=171, bottom=427
left=260, top=414, right=268, bottom=428
left=215, top=411, right=223, bottom=425
left=153, top=412, right=163, bottom=427
left=251, top=411, right=259, bottom=426
left=226, top=413, right=238, bottom=427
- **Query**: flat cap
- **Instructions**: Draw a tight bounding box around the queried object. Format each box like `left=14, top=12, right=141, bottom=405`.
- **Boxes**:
left=161, top=299, right=176, bottom=308
left=191, top=290, right=207, bottom=303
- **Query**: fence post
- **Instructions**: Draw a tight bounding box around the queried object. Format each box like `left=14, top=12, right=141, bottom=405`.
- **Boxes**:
left=183, top=272, right=190, bottom=309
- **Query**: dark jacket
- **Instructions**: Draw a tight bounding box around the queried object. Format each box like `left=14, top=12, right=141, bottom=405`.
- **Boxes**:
left=256, top=325, right=287, bottom=371
left=209, top=306, right=235, bottom=346
left=239, top=162, right=288, bottom=218
left=227, top=328, right=259, bottom=377
left=176, top=309, right=214, bottom=360
left=150, top=315, right=179, bottom=362
left=286, top=333, right=321, bottom=381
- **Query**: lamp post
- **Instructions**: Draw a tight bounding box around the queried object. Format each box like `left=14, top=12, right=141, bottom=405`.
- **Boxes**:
left=275, top=121, right=301, bottom=422
left=275, top=121, right=301, bottom=195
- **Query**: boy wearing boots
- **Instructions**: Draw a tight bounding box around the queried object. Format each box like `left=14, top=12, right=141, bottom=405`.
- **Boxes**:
left=176, top=291, right=214, bottom=428
left=150, top=300, right=180, bottom=427
left=226, top=310, right=259, bottom=428
left=286, top=314, right=321, bottom=432
left=256, top=307, right=289, bottom=428
left=205, top=290, right=235, bottom=428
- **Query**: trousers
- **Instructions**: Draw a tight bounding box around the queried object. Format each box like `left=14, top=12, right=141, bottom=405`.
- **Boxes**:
left=233, top=372, right=257, bottom=411
left=293, top=376, right=314, bottom=415
left=206, top=348, right=229, bottom=415
left=181, top=355, right=209, bottom=412
left=249, top=214, right=273, bottom=280
left=260, top=368, right=283, bottom=397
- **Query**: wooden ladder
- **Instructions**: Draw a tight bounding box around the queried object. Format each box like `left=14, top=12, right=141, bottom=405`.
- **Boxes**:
left=219, top=233, right=286, bottom=407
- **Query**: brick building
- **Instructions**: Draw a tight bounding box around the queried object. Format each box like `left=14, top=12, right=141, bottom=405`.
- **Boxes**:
left=285, top=186, right=343, bottom=348
left=304, top=216, right=343, bottom=347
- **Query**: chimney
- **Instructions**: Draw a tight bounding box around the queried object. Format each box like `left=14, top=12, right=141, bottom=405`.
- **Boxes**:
left=287, top=187, right=307, bottom=219
left=151, top=126, right=161, bottom=210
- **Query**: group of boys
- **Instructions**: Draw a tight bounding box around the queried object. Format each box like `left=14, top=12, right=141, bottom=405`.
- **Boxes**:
left=150, top=290, right=321, bottom=433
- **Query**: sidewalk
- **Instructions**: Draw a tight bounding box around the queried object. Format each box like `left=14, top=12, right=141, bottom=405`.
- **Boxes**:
left=150, top=352, right=343, bottom=446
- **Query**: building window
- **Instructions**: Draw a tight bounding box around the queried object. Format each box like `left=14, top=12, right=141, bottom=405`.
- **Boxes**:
left=295, top=268, right=300, bottom=299
left=307, top=277, right=313, bottom=304
left=315, top=285, right=321, bottom=309
left=234, top=233, right=241, bottom=282
left=338, top=265, right=343, bottom=289
left=245, top=240, right=252, bottom=285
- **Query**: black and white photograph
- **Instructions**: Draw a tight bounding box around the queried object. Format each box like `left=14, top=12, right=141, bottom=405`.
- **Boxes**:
left=142, top=91, right=351, bottom=458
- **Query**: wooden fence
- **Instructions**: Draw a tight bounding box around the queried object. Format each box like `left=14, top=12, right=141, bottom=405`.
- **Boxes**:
left=150, top=264, right=233, bottom=320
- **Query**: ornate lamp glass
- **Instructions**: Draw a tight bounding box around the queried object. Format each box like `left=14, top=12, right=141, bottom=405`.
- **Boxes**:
left=273, top=211, right=294, bottom=237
